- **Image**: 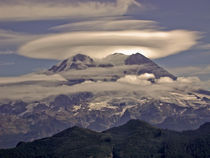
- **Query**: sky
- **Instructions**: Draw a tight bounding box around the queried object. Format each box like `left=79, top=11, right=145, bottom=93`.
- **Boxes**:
left=0, top=0, right=209, bottom=81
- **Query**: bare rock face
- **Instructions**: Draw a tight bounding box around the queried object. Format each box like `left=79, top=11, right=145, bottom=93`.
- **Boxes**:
left=49, top=53, right=176, bottom=80
left=49, top=54, right=96, bottom=72
left=124, top=53, right=176, bottom=80
left=125, top=53, right=152, bottom=65
left=0, top=89, right=210, bottom=148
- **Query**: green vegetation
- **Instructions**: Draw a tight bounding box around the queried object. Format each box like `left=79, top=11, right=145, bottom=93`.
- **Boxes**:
left=0, top=120, right=210, bottom=158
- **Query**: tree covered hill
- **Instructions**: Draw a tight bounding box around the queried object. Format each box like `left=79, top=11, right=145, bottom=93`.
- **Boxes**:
left=0, top=120, right=210, bottom=158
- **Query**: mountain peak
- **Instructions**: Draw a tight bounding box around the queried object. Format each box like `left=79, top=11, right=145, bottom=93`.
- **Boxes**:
left=49, top=54, right=96, bottom=72
left=124, top=53, right=177, bottom=80
left=105, top=119, right=154, bottom=136
left=125, top=53, right=152, bottom=65
left=72, top=54, right=93, bottom=62
left=48, top=52, right=176, bottom=80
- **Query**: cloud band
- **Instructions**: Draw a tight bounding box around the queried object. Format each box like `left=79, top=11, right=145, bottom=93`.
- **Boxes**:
left=19, top=30, right=200, bottom=60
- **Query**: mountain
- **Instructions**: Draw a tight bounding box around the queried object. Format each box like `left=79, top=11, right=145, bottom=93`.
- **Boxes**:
left=0, top=53, right=209, bottom=148
left=49, top=54, right=96, bottom=72
left=0, top=120, right=210, bottom=158
left=48, top=53, right=176, bottom=81
left=125, top=53, right=176, bottom=79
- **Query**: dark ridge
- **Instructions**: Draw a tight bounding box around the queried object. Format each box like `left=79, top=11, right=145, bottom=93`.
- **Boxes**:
left=199, top=122, right=210, bottom=131
left=72, top=54, right=94, bottom=62
left=125, top=53, right=152, bottom=65
left=104, top=119, right=154, bottom=136
left=196, top=89, right=210, bottom=96
left=1, top=120, right=210, bottom=158
left=98, top=64, right=114, bottom=68
left=53, top=126, right=96, bottom=138
left=125, top=53, right=177, bottom=80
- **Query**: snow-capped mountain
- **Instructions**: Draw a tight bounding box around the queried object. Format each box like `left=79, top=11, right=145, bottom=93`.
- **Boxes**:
left=0, top=53, right=209, bottom=148
left=48, top=53, right=176, bottom=83
left=49, top=54, right=96, bottom=72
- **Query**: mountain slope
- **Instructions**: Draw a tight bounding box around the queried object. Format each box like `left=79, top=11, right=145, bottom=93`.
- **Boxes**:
left=125, top=53, right=176, bottom=79
left=49, top=54, right=96, bottom=72
left=0, top=120, right=210, bottom=158
left=48, top=53, right=176, bottom=81
left=0, top=53, right=209, bottom=148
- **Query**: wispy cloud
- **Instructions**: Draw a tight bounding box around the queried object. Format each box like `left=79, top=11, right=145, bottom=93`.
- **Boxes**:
left=169, top=65, right=210, bottom=77
left=19, top=30, right=200, bottom=60
left=0, top=73, right=66, bottom=84
left=0, top=29, right=41, bottom=54
left=0, top=50, right=15, bottom=55
left=0, top=73, right=209, bottom=102
left=0, top=0, right=141, bottom=21
left=50, top=19, right=159, bottom=32
left=0, top=62, right=14, bottom=66
left=197, top=43, right=210, bottom=50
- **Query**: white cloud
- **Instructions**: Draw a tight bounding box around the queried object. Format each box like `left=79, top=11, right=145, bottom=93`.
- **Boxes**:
left=138, top=73, right=155, bottom=80
left=0, top=73, right=66, bottom=84
left=0, top=29, right=40, bottom=54
left=156, top=76, right=201, bottom=85
left=19, top=30, right=200, bottom=60
left=0, top=0, right=141, bottom=21
left=154, top=76, right=205, bottom=91
left=177, top=77, right=201, bottom=83
left=117, top=73, right=154, bottom=85
left=0, top=73, right=209, bottom=102
left=117, top=74, right=207, bottom=90
left=51, top=19, right=159, bottom=32
left=157, top=77, right=174, bottom=83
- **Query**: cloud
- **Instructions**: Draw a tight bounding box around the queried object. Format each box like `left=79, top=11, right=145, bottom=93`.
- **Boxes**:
left=0, top=73, right=66, bottom=84
left=156, top=77, right=174, bottom=83
left=156, top=76, right=201, bottom=85
left=0, top=62, right=14, bottom=66
left=177, top=77, right=201, bottom=83
left=0, top=72, right=209, bottom=102
left=117, top=73, right=154, bottom=85
left=0, top=0, right=141, bottom=21
left=19, top=30, right=200, bottom=60
left=197, top=43, right=210, bottom=50
left=169, top=65, right=210, bottom=77
left=117, top=74, right=205, bottom=89
left=0, top=50, right=15, bottom=55
left=0, top=29, right=40, bottom=54
left=138, top=73, right=155, bottom=80
left=50, top=19, right=159, bottom=32
left=154, top=76, right=207, bottom=91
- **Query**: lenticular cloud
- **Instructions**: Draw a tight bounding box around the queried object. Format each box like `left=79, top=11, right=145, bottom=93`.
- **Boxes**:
left=19, top=30, right=200, bottom=60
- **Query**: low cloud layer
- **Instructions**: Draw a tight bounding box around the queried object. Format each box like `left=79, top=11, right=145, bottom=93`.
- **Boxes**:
left=0, top=0, right=141, bottom=21
left=0, top=72, right=209, bottom=102
left=117, top=73, right=154, bottom=85
left=0, top=73, right=66, bottom=84
left=169, top=65, right=210, bottom=80
left=117, top=73, right=202, bottom=87
left=19, top=30, right=200, bottom=60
